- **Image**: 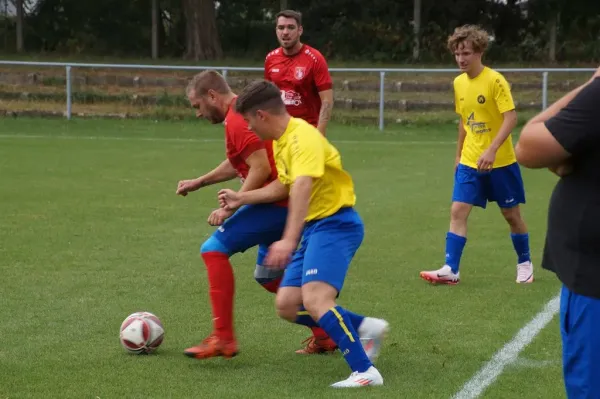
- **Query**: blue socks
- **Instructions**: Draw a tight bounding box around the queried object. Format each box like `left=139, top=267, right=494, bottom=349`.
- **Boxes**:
left=318, top=306, right=372, bottom=373
left=511, top=233, right=531, bottom=264
left=295, top=307, right=319, bottom=328
left=444, top=232, right=530, bottom=273
left=295, top=306, right=365, bottom=331
left=344, top=310, right=365, bottom=331
left=445, top=232, right=467, bottom=273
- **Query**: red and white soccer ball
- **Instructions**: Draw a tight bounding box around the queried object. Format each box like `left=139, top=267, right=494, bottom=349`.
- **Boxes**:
left=119, top=311, right=164, bottom=354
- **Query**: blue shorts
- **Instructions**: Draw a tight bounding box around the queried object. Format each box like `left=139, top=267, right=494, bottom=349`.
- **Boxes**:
left=209, top=204, right=287, bottom=264
left=560, top=285, right=600, bottom=398
left=279, top=207, right=364, bottom=293
left=452, top=163, right=525, bottom=209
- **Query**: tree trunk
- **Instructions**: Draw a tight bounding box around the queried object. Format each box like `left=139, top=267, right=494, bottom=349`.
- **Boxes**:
left=16, top=0, right=24, bottom=52
left=152, top=0, right=159, bottom=59
left=548, top=12, right=559, bottom=62
left=412, top=0, right=421, bottom=60
left=183, top=0, right=222, bottom=61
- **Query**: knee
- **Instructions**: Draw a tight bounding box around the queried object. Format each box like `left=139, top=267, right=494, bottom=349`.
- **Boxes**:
left=501, top=208, right=522, bottom=226
left=200, top=235, right=229, bottom=255
left=301, top=283, right=338, bottom=320
left=275, top=294, right=298, bottom=322
left=302, top=293, right=335, bottom=321
left=450, top=202, right=471, bottom=222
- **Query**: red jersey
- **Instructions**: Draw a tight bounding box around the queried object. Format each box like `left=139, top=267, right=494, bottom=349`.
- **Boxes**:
left=264, top=44, right=332, bottom=127
left=224, top=99, right=286, bottom=206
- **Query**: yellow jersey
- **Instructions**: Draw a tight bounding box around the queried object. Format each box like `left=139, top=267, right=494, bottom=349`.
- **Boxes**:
left=274, top=117, right=356, bottom=221
left=454, top=67, right=516, bottom=169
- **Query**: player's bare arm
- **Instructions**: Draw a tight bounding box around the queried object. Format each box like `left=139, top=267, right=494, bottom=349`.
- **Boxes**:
left=239, top=149, right=272, bottom=193
left=218, top=179, right=288, bottom=210
left=516, top=68, right=599, bottom=174
left=317, top=90, right=334, bottom=135
left=265, top=176, right=312, bottom=269
left=207, top=149, right=273, bottom=226
left=455, top=118, right=467, bottom=169
left=477, top=109, right=517, bottom=171
left=176, top=159, right=237, bottom=196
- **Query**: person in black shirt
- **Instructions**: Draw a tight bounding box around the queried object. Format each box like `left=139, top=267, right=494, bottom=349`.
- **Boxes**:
left=515, top=67, right=600, bottom=399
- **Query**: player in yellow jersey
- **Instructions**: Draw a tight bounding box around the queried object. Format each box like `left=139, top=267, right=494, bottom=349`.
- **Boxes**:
left=420, top=25, right=534, bottom=285
left=217, top=80, right=388, bottom=388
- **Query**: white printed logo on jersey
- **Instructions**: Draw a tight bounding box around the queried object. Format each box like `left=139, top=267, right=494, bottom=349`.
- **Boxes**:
left=271, top=68, right=279, bottom=73
left=280, top=90, right=302, bottom=106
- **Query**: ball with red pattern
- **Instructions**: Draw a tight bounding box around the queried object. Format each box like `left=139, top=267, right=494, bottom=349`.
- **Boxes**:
left=119, top=312, right=164, bottom=354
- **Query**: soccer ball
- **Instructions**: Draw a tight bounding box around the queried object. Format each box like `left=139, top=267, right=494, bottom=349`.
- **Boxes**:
left=119, top=311, right=164, bottom=354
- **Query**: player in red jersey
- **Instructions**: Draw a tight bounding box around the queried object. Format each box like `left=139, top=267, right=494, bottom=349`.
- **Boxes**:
left=264, top=9, right=334, bottom=136
left=176, top=70, right=288, bottom=359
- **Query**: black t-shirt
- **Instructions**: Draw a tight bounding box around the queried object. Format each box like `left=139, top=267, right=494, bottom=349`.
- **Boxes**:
left=542, top=77, right=600, bottom=298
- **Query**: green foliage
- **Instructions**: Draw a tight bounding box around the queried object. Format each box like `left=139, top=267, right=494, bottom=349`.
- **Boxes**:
left=2, top=0, right=600, bottom=62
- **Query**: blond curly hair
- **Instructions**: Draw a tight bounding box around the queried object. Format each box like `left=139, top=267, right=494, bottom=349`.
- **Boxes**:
left=447, top=25, right=489, bottom=54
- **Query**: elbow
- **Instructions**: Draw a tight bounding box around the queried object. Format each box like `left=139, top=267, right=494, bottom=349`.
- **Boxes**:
left=515, top=141, right=542, bottom=169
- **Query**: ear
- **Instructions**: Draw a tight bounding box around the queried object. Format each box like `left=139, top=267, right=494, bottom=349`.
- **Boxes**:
left=256, top=109, right=267, bottom=121
left=207, top=89, right=217, bottom=102
left=298, top=25, right=303, bottom=36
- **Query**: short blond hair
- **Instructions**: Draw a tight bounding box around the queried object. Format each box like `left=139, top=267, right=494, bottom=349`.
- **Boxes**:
left=447, top=25, right=489, bottom=54
left=186, top=70, right=231, bottom=97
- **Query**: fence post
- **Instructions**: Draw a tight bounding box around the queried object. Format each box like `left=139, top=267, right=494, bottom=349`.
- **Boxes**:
left=379, top=71, right=385, bottom=131
left=542, top=71, right=548, bottom=110
left=222, top=69, right=228, bottom=81
left=65, top=65, right=72, bottom=120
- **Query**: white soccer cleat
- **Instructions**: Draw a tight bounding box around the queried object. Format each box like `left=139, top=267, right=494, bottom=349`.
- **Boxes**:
left=330, top=366, right=383, bottom=388
left=357, top=317, right=389, bottom=362
left=419, top=265, right=460, bottom=285
left=516, top=261, right=534, bottom=283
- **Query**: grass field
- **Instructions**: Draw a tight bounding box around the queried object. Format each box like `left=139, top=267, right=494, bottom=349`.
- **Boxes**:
left=0, top=118, right=565, bottom=398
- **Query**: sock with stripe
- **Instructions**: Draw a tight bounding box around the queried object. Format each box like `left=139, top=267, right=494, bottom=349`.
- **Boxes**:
left=294, top=306, right=331, bottom=340
left=318, top=306, right=372, bottom=372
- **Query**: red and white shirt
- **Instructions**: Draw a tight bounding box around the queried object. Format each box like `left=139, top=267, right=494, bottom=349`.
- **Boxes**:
left=224, top=98, right=287, bottom=207
left=264, top=44, right=332, bottom=127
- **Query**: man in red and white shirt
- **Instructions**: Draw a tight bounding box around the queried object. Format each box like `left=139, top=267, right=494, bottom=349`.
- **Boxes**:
left=264, top=9, right=334, bottom=136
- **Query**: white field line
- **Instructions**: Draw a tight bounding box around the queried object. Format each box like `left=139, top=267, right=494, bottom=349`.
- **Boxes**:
left=452, top=293, right=560, bottom=399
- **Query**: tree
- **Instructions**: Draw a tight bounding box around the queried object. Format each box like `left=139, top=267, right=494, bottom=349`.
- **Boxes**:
left=16, top=0, right=23, bottom=52
left=183, top=0, right=222, bottom=60
left=412, top=0, right=421, bottom=60
left=151, top=0, right=158, bottom=59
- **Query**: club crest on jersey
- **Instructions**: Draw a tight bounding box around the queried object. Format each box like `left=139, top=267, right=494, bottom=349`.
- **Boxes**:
left=294, top=66, right=306, bottom=80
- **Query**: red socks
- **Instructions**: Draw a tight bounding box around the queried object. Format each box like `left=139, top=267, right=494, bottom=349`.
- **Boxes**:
left=260, top=276, right=282, bottom=294
left=201, top=251, right=235, bottom=341
left=311, top=326, right=329, bottom=340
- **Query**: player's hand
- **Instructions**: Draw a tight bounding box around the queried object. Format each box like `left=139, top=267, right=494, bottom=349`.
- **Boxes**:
left=207, top=208, right=234, bottom=226
left=218, top=189, right=243, bottom=210
left=176, top=178, right=203, bottom=196
left=549, top=162, right=574, bottom=177
left=264, top=239, right=296, bottom=269
left=477, top=149, right=496, bottom=172
left=454, top=156, right=461, bottom=171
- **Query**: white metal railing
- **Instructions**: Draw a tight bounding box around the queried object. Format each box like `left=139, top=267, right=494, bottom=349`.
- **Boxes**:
left=0, top=60, right=596, bottom=130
